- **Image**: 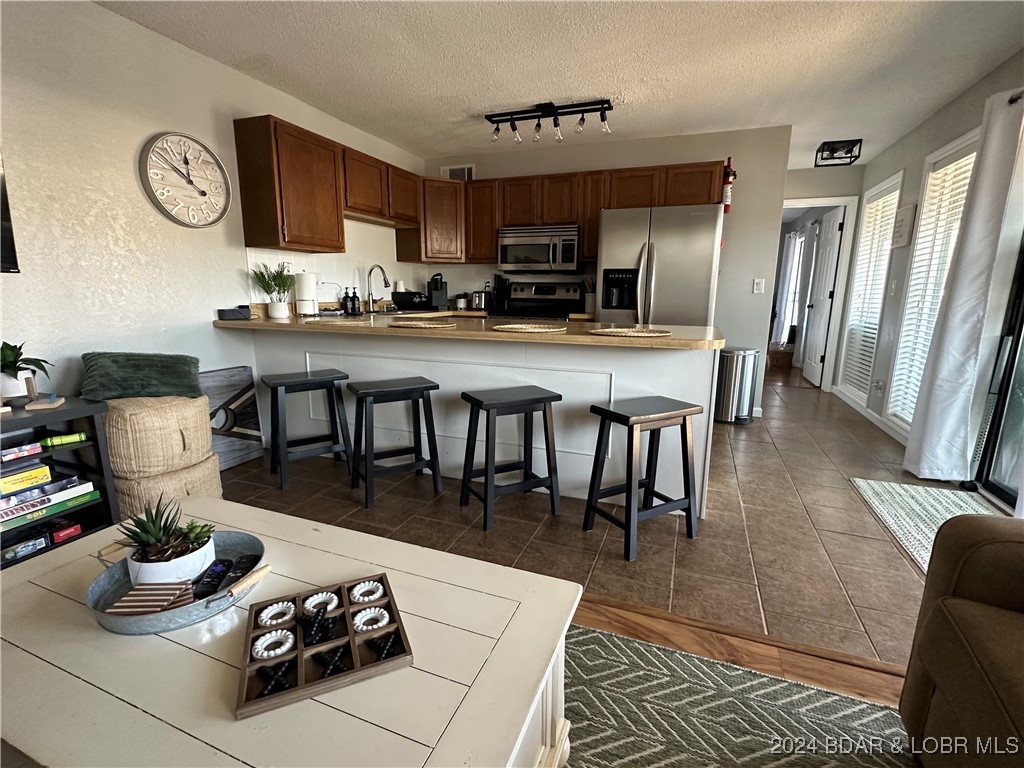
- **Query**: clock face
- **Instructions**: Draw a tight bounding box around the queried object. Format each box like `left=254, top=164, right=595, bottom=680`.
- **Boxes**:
left=139, top=133, right=231, bottom=228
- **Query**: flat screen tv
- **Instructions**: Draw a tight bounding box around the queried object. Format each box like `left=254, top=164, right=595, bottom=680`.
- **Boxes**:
left=1, top=149, right=19, bottom=274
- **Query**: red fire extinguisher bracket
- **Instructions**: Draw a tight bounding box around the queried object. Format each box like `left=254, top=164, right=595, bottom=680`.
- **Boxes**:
left=723, top=157, right=737, bottom=214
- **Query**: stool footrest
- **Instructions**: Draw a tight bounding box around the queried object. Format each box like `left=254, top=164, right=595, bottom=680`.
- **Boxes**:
left=286, top=434, right=339, bottom=450
left=371, top=446, right=418, bottom=461
left=286, top=444, right=348, bottom=462
left=356, top=458, right=432, bottom=479
left=595, top=478, right=652, bottom=500
left=462, top=473, right=548, bottom=502
left=638, top=498, right=690, bottom=520
left=465, top=460, right=527, bottom=479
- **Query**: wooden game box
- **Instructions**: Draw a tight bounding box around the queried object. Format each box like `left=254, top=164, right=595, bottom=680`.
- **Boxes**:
left=235, top=572, right=412, bottom=719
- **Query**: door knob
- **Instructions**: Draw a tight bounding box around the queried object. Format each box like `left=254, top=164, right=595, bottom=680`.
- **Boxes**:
left=806, top=303, right=815, bottom=309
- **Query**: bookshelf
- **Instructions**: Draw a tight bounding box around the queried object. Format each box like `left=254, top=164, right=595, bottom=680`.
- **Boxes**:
left=0, top=397, right=119, bottom=568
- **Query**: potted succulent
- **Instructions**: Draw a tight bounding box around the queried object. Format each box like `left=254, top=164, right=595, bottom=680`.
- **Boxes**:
left=1, top=341, right=51, bottom=399
left=117, top=497, right=216, bottom=585
left=250, top=262, right=296, bottom=319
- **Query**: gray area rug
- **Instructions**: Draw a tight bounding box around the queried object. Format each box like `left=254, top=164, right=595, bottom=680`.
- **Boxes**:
left=850, top=479, right=998, bottom=571
left=564, top=626, right=910, bottom=767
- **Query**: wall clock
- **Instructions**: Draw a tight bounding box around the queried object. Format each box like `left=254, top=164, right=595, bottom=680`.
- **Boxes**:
left=139, top=132, right=231, bottom=228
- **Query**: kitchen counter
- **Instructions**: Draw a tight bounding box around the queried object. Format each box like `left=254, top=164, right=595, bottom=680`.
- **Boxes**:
left=214, top=315, right=725, bottom=350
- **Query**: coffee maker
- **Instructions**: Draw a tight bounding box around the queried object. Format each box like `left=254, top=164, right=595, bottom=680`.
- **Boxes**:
left=428, top=273, right=448, bottom=310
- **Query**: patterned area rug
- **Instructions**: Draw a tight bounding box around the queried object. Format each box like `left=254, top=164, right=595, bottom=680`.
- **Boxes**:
left=564, top=626, right=910, bottom=767
left=850, top=479, right=999, bottom=571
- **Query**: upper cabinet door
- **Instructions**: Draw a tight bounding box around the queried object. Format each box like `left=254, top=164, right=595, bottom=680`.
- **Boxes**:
left=663, top=161, right=724, bottom=206
left=465, top=180, right=499, bottom=263
left=607, top=167, right=665, bottom=209
left=344, top=149, right=388, bottom=217
left=578, top=171, right=608, bottom=262
left=388, top=166, right=421, bottom=223
left=540, top=174, right=580, bottom=225
left=500, top=178, right=540, bottom=227
left=274, top=121, right=346, bottom=251
left=423, top=178, right=465, bottom=262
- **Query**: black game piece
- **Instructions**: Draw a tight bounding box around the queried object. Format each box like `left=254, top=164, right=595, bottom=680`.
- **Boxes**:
left=256, top=659, right=295, bottom=698
left=368, top=632, right=399, bottom=660
left=299, top=606, right=337, bottom=645
left=312, top=647, right=349, bottom=679
left=193, top=559, right=233, bottom=600
left=219, top=554, right=260, bottom=591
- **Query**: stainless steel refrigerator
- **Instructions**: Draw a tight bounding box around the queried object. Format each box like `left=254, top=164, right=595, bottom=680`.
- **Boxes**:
left=596, top=205, right=723, bottom=325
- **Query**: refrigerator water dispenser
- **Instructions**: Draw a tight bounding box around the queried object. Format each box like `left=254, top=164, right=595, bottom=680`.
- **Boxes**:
left=601, top=269, right=639, bottom=311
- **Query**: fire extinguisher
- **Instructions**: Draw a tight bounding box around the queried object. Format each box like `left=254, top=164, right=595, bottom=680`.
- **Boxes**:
left=723, top=157, right=737, bottom=214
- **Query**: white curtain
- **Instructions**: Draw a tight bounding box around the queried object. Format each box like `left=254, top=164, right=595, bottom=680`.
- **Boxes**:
left=771, top=233, right=798, bottom=345
left=905, top=88, right=1024, bottom=479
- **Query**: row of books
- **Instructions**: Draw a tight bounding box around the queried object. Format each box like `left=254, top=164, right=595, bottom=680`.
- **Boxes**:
left=0, top=432, right=87, bottom=463
left=0, top=455, right=100, bottom=533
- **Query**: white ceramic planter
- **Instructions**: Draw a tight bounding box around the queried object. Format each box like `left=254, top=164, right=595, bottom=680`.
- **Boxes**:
left=267, top=302, right=290, bottom=319
left=1, top=371, right=33, bottom=399
left=127, top=538, right=215, bottom=586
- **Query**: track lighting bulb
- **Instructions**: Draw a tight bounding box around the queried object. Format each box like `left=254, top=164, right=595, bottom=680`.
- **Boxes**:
left=600, top=110, right=611, bottom=134
left=510, top=120, right=522, bottom=144
left=553, top=116, right=563, bottom=143
left=575, top=114, right=585, bottom=133
left=490, top=125, right=500, bottom=143
left=533, top=119, right=542, bottom=142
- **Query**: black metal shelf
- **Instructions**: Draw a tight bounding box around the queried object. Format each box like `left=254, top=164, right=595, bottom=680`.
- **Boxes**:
left=0, top=440, right=96, bottom=477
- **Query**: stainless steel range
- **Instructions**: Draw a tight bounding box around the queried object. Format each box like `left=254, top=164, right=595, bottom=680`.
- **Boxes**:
left=491, top=275, right=585, bottom=320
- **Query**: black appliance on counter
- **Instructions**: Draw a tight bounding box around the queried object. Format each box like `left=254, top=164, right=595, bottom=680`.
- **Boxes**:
left=428, top=273, right=448, bottom=310
left=391, top=291, right=432, bottom=311
left=491, top=274, right=585, bottom=320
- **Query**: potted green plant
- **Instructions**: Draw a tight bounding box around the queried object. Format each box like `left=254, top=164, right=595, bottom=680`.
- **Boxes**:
left=250, top=262, right=296, bottom=319
left=117, top=497, right=216, bottom=585
left=1, top=341, right=51, bottom=399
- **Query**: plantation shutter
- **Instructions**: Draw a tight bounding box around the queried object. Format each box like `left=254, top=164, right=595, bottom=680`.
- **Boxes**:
left=888, top=149, right=977, bottom=427
left=838, top=180, right=901, bottom=401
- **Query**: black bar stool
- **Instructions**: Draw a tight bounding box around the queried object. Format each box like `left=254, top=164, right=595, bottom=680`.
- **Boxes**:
left=583, top=396, right=703, bottom=561
left=459, top=386, right=562, bottom=531
left=347, top=376, right=442, bottom=509
left=260, top=368, right=353, bottom=491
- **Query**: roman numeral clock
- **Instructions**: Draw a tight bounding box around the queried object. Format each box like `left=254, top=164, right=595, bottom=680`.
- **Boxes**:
left=139, top=132, right=231, bottom=227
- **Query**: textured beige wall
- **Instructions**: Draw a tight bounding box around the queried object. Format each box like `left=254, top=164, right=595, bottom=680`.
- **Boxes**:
left=0, top=2, right=426, bottom=394
left=785, top=167, right=865, bottom=200
left=429, top=125, right=793, bottom=411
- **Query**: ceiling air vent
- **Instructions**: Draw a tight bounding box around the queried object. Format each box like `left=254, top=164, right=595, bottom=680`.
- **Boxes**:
left=440, top=164, right=475, bottom=181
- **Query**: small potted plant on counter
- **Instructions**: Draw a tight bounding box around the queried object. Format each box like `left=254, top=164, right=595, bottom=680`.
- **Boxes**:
left=1, top=340, right=51, bottom=399
left=250, top=262, right=296, bottom=319
left=118, top=497, right=216, bottom=585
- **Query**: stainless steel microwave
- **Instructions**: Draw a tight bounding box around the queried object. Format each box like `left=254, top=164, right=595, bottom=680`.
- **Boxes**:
left=497, top=226, right=579, bottom=273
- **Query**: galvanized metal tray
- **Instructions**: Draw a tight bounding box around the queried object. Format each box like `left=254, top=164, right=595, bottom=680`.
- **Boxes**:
left=85, top=531, right=268, bottom=635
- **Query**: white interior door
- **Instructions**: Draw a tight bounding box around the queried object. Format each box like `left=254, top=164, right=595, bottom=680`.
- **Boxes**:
left=802, top=207, right=846, bottom=386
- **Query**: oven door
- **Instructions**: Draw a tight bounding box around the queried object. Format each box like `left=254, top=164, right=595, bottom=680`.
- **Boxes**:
left=498, top=237, right=554, bottom=272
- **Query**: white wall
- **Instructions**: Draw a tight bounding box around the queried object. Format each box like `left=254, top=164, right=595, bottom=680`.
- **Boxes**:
left=1, top=2, right=483, bottom=395
left=786, top=167, right=865, bottom=199
left=428, top=125, right=792, bottom=410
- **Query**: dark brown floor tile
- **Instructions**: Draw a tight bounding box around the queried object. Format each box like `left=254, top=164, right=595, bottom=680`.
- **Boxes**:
left=492, top=490, right=560, bottom=523
left=385, top=472, right=449, bottom=502
left=221, top=479, right=265, bottom=504
left=744, top=508, right=819, bottom=542
left=857, top=607, right=916, bottom=666
left=286, top=495, right=361, bottom=524
left=757, top=566, right=861, bottom=629
left=604, top=510, right=679, bottom=550
left=347, top=493, right=427, bottom=531
left=288, top=455, right=350, bottom=482
left=729, top=426, right=773, bottom=443
left=730, top=442, right=780, bottom=460
left=735, top=465, right=797, bottom=491
left=532, top=509, right=609, bottom=553
left=739, top=485, right=805, bottom=510
left=585, top=572, right=671, bottom=611
left=705, top=488, right=742, bottom=513
left=417, top=491, right=484, bottom=528
left=780, top=451, right=837, bottom=470
left=220, top=464, right=259, bottom=483
left=331, top=515, right=394, bottom=537
left=593, top=540, right=675, bottom=587
left=696, top=513, right=748, bottom=546
left=765, top=612, right=878, bottom=659
left=819, top=530, right=910, bottom=572
left=453, top=515, right=540, bottom=552
left=253, top=479, right=334, bottom=507
left=732, top=453, right=787, bottom=471
left=796, top=484, right=866, bottom=511
left=670, top=573, right=764, bottom=634
left=749, top=536, right=834, bottom=576
left=446, top=537, right=521, bottom=567
left=838, top=465, right=897, bottom=482
left=388, top=515, right=466, bottom=551
left=788, top=468, right=849, bottom=489
left=675, top=538, right=755, bottom=584
left=835, top=562, right=924, bottom=617
left=706, top=472, right=739, bottom=492
left=316, top=477, right=404, bottom=507
left=514, top=540, right=597, bottom=585
left=806, top=505, right=887, bottom=539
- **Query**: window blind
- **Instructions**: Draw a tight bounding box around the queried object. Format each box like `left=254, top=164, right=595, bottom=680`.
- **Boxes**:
left=887, top=150, right=977, bottom=427
left=839, top=183, right=901, bottom=400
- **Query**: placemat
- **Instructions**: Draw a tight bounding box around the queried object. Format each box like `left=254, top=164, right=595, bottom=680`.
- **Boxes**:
left=389, top=320, right=458, bottom=329
left=588, top=328, right=672, bottom=337
left=491, top=324, right=568, bottom=334
left=304, top=318, right=372, bottom=325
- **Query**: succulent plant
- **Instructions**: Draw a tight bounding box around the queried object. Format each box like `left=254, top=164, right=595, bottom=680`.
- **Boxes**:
left=117, top=496, right=215, bottom=563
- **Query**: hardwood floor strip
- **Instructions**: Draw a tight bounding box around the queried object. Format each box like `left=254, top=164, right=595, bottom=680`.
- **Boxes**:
left=777, top=649, right=904, bottom=708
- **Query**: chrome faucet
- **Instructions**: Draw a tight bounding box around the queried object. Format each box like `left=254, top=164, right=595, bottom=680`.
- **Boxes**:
left=366, top=264, right=391, bottom=312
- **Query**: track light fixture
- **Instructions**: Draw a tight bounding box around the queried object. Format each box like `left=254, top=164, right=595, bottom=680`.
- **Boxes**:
left=484, top=99, right=613, bottom=146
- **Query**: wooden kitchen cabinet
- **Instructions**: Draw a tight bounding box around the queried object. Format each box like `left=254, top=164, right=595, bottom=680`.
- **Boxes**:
left=388, top=166, right=421, bottom=223
left=465, top=180, right=499, bottom=263
left=663, top=161, right=724, bottom=206
left=607, top=167, right=665, bottom=209
left=344, top=148, right=389, bottom=218
left=233, top=115, right=346, bottom=253
left=397, top=178, right=465, bottom=263
left=578, top=171, right=608, bottom=262
left=539, top=174, right=580, bottom=225
left=500, top=178, right=540, bottom=227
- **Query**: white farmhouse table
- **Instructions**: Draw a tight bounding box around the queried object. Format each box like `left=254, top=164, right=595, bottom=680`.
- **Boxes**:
left=0, top=499, right=581, bottom=767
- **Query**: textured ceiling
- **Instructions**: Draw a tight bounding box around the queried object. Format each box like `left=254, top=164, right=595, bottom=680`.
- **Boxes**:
left=100, top=1, right=1023, bottom=167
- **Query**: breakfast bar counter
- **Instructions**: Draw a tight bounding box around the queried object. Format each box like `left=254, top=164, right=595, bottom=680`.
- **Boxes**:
left=214, top=315, right=724, bottom=510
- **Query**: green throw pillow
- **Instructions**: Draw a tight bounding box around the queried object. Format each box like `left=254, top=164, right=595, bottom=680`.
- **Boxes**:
left=80, top=352, right=202, bottom=400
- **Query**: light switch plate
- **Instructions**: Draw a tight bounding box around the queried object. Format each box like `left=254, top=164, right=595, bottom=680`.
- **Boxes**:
left=753, top=278, right=766, bottom=294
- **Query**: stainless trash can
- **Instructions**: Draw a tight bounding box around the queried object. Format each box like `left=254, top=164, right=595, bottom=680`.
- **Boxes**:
left=714, top=348, right=759, bottom=424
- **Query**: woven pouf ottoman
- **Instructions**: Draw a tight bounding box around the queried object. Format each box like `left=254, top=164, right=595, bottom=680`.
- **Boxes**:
left=113, top=453, right=221, bottom=517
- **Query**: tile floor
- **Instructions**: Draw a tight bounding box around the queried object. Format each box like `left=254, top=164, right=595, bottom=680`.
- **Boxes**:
left=222, top=367, right=938, bottom=667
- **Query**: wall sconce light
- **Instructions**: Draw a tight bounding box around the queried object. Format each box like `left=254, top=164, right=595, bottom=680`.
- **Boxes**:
left=814, top=139, right=863, bottom=167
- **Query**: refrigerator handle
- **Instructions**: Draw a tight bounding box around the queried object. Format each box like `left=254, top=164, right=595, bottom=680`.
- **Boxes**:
left=635, top=242, right=648, bottom=324
left=645, top=243, right=657, bottom=324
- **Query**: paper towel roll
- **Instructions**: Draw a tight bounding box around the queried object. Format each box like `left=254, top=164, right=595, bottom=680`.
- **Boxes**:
left=394, top=280, right=406, bottom=293
left=295, top=272, right=319, bottom=316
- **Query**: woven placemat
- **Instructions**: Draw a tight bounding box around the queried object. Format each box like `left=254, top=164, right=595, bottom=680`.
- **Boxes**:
left=305, top=318, right=372, bottom=325
left=491, top=323, right=568, bottom=334
left=589, top=327, right=672, bottom=337
left=389, top=320, right=458, bottom=329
